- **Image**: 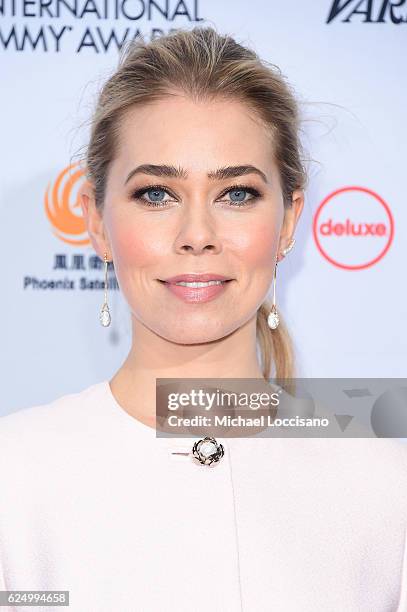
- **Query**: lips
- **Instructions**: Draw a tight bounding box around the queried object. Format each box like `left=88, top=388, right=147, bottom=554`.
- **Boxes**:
left=160, top=273, right=232, bottom=284
left=160, top=276, right=232, bottom=304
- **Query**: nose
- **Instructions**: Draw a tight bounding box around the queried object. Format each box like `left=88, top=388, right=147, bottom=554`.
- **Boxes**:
left=174, top=204, right=222, bottom=255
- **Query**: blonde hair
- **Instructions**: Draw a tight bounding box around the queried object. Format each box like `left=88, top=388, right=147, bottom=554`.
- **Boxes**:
left=82, top=26, right=308, bottom=380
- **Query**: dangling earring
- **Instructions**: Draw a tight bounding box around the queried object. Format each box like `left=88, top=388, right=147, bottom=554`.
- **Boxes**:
left=267, top=238, right=296, bottom=330
left=267, top=261, right=280, bottom=330
left=100, top=252, right=111, bottom=327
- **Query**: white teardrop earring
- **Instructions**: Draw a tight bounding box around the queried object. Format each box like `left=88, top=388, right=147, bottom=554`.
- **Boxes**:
left=267, top=238, right=296, bottom=330
left=99, top=252, right=111, bottom=327
left=267, top=261, right=280, bottom=330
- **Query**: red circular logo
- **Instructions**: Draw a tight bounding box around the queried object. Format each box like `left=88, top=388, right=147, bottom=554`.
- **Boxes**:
left=313, top=186, right=394, bottom=270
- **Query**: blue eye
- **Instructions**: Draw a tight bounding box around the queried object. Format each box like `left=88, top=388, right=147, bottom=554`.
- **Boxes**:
left=222, top=185, right=261, bottom=206
left=131, top=184, right=261, bottom=208
left=229, top=189, right=247, bottom=203
left=132, top=186, right=171, bottom=206
left=131, top=185, right=177, bottom=207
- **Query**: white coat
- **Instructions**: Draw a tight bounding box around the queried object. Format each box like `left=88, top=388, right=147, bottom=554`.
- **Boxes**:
left=1, top=380, right=406, bottom=611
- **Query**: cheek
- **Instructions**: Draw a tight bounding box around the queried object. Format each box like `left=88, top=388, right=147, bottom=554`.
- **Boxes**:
left=109, top=221, right=165, bottom=268
left=233, top=221, right=279, bottom=269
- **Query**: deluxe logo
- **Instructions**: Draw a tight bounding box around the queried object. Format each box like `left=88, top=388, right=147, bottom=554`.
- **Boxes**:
left=313, top=186, right=394, bottom=270
left=44, top=163, right=90, bottom=246
left=327, top=0, right=407, bottom=23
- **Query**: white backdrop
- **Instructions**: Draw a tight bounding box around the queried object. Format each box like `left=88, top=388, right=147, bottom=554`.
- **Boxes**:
left=1, top=1, right=406, bottom=414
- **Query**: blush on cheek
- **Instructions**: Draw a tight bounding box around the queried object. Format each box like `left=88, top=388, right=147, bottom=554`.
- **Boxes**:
left=112, top=227, right=142, bottom=263
left=110, top=225, right=164, bottom=267
left=237, top=224, right=279, bottom=268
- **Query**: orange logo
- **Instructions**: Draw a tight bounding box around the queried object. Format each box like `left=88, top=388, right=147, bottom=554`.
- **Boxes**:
left=45, top=163, right=90, bottom=246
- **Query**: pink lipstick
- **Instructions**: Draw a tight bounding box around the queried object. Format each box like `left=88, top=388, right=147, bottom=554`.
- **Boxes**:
left=158, top=273, right=233, bottom=303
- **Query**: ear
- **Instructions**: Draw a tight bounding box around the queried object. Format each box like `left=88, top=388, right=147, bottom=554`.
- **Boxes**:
left=277, top=188, right=304, bottom=262
left=80, top=180, right=111, bottom=259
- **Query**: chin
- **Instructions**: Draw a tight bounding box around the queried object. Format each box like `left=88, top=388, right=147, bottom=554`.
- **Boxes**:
left=156, top=323, right=233, bottom=346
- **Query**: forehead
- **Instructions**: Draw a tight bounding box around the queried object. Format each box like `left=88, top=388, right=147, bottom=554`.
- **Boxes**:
left=113, top=95, right=276, bottom=179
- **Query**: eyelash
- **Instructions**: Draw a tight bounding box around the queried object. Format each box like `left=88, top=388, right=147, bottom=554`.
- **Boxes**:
left=130, top=183, right=262, bottom=208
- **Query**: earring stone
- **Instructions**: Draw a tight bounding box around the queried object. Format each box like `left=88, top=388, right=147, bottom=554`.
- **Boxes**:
left=100, top=302, right=111, bottom=327
left=267, top=304, right=280, bottom=330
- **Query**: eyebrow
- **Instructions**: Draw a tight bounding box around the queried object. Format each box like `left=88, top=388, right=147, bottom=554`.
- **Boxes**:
left=124, top=164, right=269, bottom=185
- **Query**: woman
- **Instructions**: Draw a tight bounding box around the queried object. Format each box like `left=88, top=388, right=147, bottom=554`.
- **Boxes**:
left=1, top=26, right=407, bottom=612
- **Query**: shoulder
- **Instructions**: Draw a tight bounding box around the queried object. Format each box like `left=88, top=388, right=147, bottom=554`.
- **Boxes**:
left=0, top=381, right=106, bottom=447
left=303, top=436, right=407, bottom=515
left=248, top=435, right=407, bottom=516
left=300, top=436, right=407, bottom=484
left=0, top=381, right=109, bottom=523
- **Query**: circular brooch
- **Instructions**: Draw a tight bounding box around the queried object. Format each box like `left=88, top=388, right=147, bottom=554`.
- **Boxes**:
left=192, top=436, right=225, bottom=466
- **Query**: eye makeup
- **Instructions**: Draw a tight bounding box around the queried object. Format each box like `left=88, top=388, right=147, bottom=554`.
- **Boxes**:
left=129, top=183, right=263, bottom=208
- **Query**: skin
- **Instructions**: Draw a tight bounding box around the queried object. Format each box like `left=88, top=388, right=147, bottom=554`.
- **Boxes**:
left=80, top=93, right=304, bottom=429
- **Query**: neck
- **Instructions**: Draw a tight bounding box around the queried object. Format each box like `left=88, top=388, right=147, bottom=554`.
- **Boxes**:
left=109, top=314, right=265, bottom=427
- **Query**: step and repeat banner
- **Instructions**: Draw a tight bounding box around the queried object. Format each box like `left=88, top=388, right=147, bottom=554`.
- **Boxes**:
left=1, top=1, right=406, bottom=413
